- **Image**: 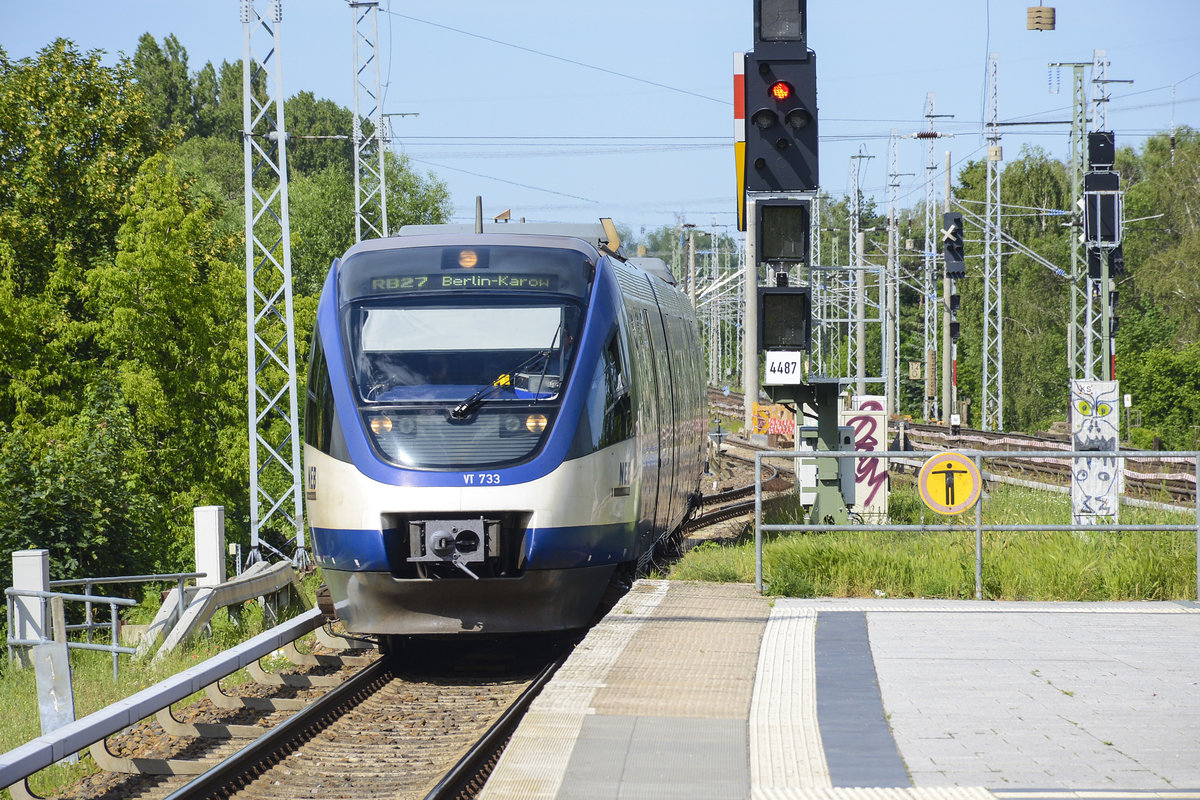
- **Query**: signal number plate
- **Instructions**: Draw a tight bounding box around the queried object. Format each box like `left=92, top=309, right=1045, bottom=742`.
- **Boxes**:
left=763, top=351, right=804, bottom=385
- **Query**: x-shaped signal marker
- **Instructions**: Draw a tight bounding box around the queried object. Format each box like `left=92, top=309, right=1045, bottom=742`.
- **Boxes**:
left=941, top=224, right=959, bottom=242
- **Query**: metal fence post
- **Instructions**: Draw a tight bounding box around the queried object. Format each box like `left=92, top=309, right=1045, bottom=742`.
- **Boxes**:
left=109, top=601, right=120, bottom=681
left=975, top=454, right=984, bottom=600
left=755, top=451, right=764, bottom=593
left=176, top=575, right=188, bottom=627
left=84, top=580, right=94, bottom=643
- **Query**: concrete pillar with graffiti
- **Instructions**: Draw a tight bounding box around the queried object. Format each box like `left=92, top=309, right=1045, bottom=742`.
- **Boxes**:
left=840, top=397, right=890, bottom=523
left=1071, top=380, right=1122, bottom=524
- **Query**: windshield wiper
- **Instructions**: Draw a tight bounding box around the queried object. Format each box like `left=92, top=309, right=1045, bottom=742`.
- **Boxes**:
left=450, top=351, right=548, bottom=420
left=530, top=324, right=563, bottom=407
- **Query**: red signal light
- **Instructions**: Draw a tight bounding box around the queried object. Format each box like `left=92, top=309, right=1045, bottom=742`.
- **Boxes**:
left=769, top=81, right=792, bottom=102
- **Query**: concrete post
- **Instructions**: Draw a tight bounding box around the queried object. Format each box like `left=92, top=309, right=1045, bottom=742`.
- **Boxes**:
left=194, top=506, right=226, bottom=588
left=12, top=549, right=50, bottom=668
left=743, top=199, right=760, bottom=431
left=856, top=231, right=867, bottom=397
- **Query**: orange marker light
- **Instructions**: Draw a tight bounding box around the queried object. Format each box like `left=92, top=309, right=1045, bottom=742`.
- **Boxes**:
left=769, top=81, right=792, bottom=102
left=458, top=249, right=479, bottom=268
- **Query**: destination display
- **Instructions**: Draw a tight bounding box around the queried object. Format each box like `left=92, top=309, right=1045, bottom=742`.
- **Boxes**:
left=340, top=245, right=591, bottom=301
left=367, top=273, right=558, bottom=293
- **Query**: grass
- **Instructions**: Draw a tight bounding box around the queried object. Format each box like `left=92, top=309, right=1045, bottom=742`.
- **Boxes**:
left=0, top=573, right=319, bottom=799
left=673, top=483, right=1198, bottom=601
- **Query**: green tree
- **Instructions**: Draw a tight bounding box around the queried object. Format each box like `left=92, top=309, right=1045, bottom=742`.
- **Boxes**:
left=131, top=33, right=196, bottom=137
left=384, top=150, right=452, bottom=230
left=193, top=59, right=244, bottom=140
left=289, top=165, right=356, bottom=296
left=86, top=153, right=249, bottom=566
left=1117, top=343, right=1200, bottom=449
left=285, top=90, right=356, bottom=178
left=1120, top=127, right=1200, bottom=344
left=0, top=40, right=161, bottom=426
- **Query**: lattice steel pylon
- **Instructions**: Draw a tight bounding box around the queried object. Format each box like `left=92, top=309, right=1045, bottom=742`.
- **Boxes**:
left=1063, top=62, right=1089, bottom=380
left=981, top=52, right=1004, bottom=432
left=241, top=0, right=307, bottom=568
left=845, top=151, right=863, bottom=380
left=921, top=93, right=939, bottom=421
left=809, top=192, right=825, bottom=374
left=351, top=1, right=388, bottom=241
left=887, top=129, right=901, bottom=415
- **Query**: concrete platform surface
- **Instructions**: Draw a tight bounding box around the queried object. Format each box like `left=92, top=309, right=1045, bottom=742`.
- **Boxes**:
left=479, top=583, right=1200, bottom=800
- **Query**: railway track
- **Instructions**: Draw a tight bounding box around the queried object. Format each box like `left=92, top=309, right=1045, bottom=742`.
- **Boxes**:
left=903, top=422, right=1197, bottom=505
left=707, top=387, right=1196, bottom=506
left=165, top=643, right=564, bottom=800
left=18, top=627, right=569, bottom=800
left=686, top=451, right=790, bottom=533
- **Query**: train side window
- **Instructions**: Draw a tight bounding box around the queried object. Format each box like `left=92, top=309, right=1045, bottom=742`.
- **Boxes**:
left=305, top=330, right=335, bottom=453
left=583, top=332, right=632, bottom=451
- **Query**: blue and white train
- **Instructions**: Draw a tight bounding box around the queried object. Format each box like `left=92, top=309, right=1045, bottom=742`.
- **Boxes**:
left=303, top=221, right=706, bottom=636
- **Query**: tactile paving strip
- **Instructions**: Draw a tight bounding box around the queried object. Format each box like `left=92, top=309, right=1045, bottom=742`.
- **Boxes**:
left=772, top=599, right=1200, bottom=613
left=751, top=604, right=829, bottom=793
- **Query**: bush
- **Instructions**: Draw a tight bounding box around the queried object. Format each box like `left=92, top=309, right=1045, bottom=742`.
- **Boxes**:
left=0, top=385, right=164, bottom=586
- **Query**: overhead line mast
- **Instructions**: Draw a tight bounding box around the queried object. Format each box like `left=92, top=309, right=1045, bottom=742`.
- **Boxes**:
left=351, top=1, right=389, bottom=241
left=982, top=52, right=1004, bottom=432
left=240, top=0, right=307, bottom=568
left=917, top=94, right=953, bottom=423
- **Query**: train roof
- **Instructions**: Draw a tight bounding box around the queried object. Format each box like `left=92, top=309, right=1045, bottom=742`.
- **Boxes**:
left=343, top=230, right=602, bottom=260
left=389, top=222, right=679, bottom=286
left=397, top=222, right=611, bottom=245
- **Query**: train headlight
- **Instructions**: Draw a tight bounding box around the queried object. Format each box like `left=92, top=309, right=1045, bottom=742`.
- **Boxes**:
left=396, top=417, right=417, bottom=435
left=502, top=416, right=522, bottom=434
left=369, top=415, right=393, bottom=435
left=525, top=413, right=548, bottom=433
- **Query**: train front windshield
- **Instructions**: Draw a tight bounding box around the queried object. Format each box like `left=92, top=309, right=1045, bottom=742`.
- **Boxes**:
left=338, top=243, right=592, bottom=469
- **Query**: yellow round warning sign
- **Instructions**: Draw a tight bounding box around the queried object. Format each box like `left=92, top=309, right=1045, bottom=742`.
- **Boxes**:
left=918, top=452, right=982, bottom=515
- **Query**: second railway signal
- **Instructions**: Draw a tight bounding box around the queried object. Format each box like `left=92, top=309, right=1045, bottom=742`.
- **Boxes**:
left=943, top=212, right=965, bottom=278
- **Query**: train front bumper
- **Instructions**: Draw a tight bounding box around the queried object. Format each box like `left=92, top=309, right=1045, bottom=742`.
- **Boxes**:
left=323, top=563, right=616, bottom=635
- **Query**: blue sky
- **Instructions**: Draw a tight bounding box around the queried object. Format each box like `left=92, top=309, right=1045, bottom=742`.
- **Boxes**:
left=3, top=0, right=1198, bottom=237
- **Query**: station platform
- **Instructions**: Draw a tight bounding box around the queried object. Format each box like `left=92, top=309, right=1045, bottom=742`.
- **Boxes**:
left=479, top=581, right=1200, bottom=800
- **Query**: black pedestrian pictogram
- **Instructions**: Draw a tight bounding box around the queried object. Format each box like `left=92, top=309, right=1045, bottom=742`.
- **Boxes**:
left=931, top=464, right=968, bottom=506
left=918, top=452, right=981, bottom=515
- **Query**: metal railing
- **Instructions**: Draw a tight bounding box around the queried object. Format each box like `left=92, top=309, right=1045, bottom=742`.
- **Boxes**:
left=753, top=448, right=1200, bottom=600
left=46, top=572, right=205, bottom=644
left=6, top=573, right=205, bottom=681
left=6, top=589, right=136, bottom=681
left=0, top=608, right=323, bottom=792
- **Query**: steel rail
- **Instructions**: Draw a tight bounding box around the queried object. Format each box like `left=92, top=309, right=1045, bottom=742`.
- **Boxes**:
left=163, top=656, right=391, bottom=800
left=422, top=654, right=566, bottom=800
